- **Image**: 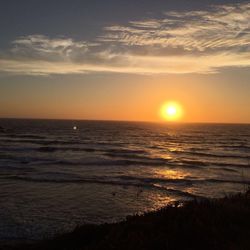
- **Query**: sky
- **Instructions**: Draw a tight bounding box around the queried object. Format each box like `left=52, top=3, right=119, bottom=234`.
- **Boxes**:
left=0, top=0, right=250, bottom=123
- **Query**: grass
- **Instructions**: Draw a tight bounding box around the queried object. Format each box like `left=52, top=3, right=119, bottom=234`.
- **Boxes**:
left=3, top=190, right=250, bottom=250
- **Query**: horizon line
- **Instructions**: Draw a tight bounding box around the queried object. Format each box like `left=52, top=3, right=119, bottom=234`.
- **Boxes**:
left=0, top=117, right=249, bottom=125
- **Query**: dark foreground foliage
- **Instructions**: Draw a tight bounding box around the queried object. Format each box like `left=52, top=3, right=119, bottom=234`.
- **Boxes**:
left=3, top=191, right=250, bottom=250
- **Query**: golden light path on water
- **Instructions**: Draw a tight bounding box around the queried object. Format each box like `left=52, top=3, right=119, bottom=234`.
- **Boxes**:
left=155, top=169, right=188, bottom=180
left=141, top=168, right=190, bottom=211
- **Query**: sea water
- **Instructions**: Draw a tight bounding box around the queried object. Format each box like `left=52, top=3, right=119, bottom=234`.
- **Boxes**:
left=0, top=119, right=250, bottom=240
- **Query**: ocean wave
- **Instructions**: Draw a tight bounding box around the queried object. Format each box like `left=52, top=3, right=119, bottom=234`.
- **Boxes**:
left=0, top=138, right=82, bottom=146
left=5, top=134, right=46, bottom=140
left=104, top=152, right=163, bottom=162
left=5, top=173, right=250, bottom=198
left=46, top=158, right=169, bottom=167
left=105, top=148, right=147, bottom=154
left=7, top=174, right=250, bottom=186
left=1, top=152, right=248, bottom=170
left=117, top=175, right=250, bottom=186
left=4, top=174, right=199, bottom=198
left=177, top=150, right=250, bottom=160
left=36, top=146, right=96, bottom=153
left=36, top=147, right=147, bottom=155
left=219, top=145, right=250, bottom=150
left=209, top=167, right=238, bottom=173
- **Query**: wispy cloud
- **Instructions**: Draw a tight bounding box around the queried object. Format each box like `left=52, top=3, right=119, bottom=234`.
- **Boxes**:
left=10, top=35, right=96, bottom=61
left=0, top=2, right=250, bottom=75
left=100, top=3, right=250, bottom=52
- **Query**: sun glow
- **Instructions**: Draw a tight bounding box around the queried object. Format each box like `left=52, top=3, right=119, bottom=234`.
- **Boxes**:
left=161, top=101, right=183, bottom=121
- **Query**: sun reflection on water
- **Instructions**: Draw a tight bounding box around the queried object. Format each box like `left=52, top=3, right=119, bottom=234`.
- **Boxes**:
left=155, top=169, right=188, bottom=179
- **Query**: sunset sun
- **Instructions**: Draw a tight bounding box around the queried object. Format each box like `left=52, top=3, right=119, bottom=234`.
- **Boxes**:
left=161, top=102, right=183, bottom=121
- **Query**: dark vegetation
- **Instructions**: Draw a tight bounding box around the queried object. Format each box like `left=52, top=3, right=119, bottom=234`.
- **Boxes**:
left=3, top=190, right=250, bottom=250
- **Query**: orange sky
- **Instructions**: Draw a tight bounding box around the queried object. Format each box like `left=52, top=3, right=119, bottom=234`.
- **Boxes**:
left=1, top=69, right=250, bottom=124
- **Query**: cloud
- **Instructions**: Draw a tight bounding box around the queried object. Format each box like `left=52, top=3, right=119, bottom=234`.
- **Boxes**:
left=10, top=35, right=95, bottom=61
left=100, top=3, right=250, bottom=52
left=0, top=2, right=250, bottom=75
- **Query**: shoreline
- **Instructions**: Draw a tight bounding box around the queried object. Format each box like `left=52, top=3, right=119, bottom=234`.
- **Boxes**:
left=3, top=190, right=250, bottom=250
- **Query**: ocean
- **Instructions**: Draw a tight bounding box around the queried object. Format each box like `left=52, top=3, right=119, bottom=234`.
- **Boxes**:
left=0, top=119, right=250, bottom=241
